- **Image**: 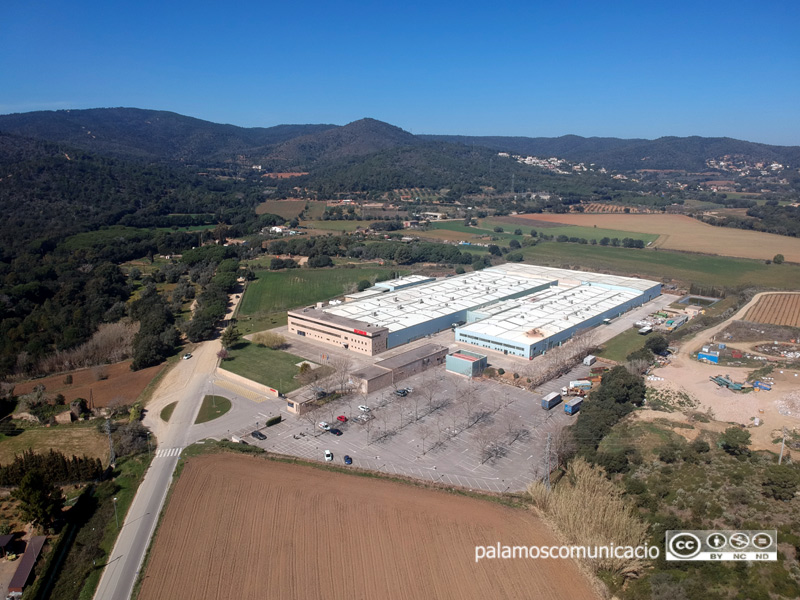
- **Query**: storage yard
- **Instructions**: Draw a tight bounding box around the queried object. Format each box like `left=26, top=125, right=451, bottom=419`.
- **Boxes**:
left=288, top=264, right=660, bottom=359
left=138, top=454, right=598, bottom=600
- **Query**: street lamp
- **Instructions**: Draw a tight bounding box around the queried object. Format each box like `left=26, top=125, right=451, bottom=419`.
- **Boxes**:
left=113, top=497, right=119, bottom=530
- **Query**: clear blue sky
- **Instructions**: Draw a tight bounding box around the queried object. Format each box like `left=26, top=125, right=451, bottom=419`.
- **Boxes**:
left=2, top=0, right=799, bottom=144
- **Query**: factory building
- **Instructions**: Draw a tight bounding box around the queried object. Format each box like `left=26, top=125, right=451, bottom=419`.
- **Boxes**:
left=287, top=264, right=660, bottom=358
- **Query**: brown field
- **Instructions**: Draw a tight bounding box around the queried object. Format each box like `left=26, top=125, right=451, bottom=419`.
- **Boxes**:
left=13, top=361, right=162, bottom=408
left=255, top=200, right=306, bottom=218
left=506, top=213, right=800, bottom=262
left=139, top=454, right=598, bottom=600
left=743, top=293, right=800, bottom=327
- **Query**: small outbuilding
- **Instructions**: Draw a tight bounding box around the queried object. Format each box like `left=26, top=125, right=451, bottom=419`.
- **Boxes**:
left=446, top=350, right=488, bottom=378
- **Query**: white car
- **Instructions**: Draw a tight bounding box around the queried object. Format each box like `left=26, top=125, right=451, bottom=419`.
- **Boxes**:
left=358, top=405, right=370, bottom=412
left=182, top=353, right=192, bottom=360
left=318, top=422, right=330, bottom=431
left=324, top=450, right=333, bottom=462
left=405, top=387, right=414, bottom=393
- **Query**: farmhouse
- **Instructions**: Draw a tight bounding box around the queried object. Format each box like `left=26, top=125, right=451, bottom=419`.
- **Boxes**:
left=287, top=264, right=660, bottom=358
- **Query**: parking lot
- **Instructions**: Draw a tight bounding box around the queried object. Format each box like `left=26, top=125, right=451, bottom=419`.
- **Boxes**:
left=191, top=295, right=676, bottom=493
left=213, top=360, right=594, bottom=493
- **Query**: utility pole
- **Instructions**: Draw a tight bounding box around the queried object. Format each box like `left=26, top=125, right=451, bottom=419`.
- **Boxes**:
left=544, top=432, right=552, bottom=490
left=105, top=418, right=115, bottom=467
left=779, top=426, right=787, bottom=464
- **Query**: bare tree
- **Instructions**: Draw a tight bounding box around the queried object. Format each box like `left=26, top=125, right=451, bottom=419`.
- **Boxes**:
left=501, top=413, right=528, bottom=445
left=330, top=355, right=353, bottom=394
left=419, top=372, right=440, bottom=417
left=552, top=427, right=577, bottom=472
left=418, top=423, right=432, bottom=455
left=473, top=425, right=495, bottom=464
left=460, top=382, right=481, bottom=427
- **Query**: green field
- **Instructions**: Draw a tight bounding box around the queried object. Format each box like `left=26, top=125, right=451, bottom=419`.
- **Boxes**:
left=305, top=219, right=374, bottom=232
left=237, top=267, right=403, bottom=333
left=521, top=242, right=800, bottom=288
left=526, top=225, right=657, bottom=244
left=256, top=200, right=306, bottom=219
left=219, top=343, right=305, bottom=393
left=194, top=395, right=231, bottom=424
left=596, top=328, right=648, bottom=363
left=0, top=422, right=109, bottom=464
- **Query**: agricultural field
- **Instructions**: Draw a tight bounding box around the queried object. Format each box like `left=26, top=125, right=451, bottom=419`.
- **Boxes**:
left=0, top=422, right=108, bottom=464
left=520, top=242, right=800, bottom=289
left=138, top=453, right=597, bottom=600
left=506, top=213, right=800, bottom=262
left=237, top=267, right=402, bottom=333
left=581, top=203, right=644, bottom=213
left=255, top=199, right=307, bottom=219
left=743, top=292, right=800, bottom=327
left=13, top=361, right=164, bottom=408
left=303, top=219, right=372, bottom=232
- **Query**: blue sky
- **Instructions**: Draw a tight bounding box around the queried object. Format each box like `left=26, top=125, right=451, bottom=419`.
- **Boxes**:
left=2, top=0, right=799, bottom=144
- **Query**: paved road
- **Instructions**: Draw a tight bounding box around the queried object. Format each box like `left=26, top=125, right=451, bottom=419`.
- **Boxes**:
left=92, top=292, right=674, bottom=599
left=92, top=287, right=244, bottom=600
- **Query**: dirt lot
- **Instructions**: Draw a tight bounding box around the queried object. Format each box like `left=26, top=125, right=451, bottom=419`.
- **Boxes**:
left=646, top=292, right=800, bottom=450
left=138, top=454, right=598, bottom=600
left=503, top=213, right=800, bottom=262
left=13, top=361, right=162, bottom=408
left=743, top=292, right=800, bottom=327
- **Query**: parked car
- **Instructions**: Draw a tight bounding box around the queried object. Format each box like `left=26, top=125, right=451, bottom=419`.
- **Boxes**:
left=251, top=431, right=266, bottom=441
left=329, top=428, right=343, bottom=436
left=344, top=455, right=353, bottom=465
left=358, top=405, right=370, bottom=412
left=318, top=422, right=330, bottom=431
left=337, top=415, right=348, bottom=423
left=394, top=389, right=408, bottom=397
left=405, top=387, right=413, bottom=393
left=182, top=353, right=192, bottom=360
left=324, top=450, right=333, bottom=462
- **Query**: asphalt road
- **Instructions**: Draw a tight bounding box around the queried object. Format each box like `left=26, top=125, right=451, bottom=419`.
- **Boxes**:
left=92, top=283, right=238, bottom=600
left=92, top=292, right=676, bottom=599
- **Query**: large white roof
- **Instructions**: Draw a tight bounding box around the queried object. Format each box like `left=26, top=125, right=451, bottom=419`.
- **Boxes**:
left=322, top=264, right=659, bottom=334
left=459, top=283, right=641, bottom=345
left=323, top=267, right=554, bottom=332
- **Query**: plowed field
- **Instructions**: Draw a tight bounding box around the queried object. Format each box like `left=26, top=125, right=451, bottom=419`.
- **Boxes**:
left=500, top=213, right=800, bottom=262
left=138, top=454, right=598, bottom=600
left=743, top=292, right=800, bottom=327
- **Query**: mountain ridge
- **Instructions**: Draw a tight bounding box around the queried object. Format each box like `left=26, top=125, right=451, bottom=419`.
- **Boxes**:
left=1, top=107, right=798, bottom=171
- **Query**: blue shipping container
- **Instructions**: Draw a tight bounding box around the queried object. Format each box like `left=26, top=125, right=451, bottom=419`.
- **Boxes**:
left=565, top=398, right=582, bottom=415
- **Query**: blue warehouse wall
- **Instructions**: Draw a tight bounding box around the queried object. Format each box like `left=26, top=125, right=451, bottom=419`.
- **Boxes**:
left=387, top=310, right=470, bottom=348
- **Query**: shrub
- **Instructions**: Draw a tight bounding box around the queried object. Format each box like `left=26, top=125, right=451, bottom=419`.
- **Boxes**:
left=527, top=459, right=648, bottom=578
left=497, top=368, right=505, bottom=375
left=63, top=374, right=73, bottom=385
left=252, top=331, right=287, bottom=349
left=266, top=415, right=282, bottom=427
left=719, top=427, right=750, bottom=456
left=762, top=464, right=800, bottom=500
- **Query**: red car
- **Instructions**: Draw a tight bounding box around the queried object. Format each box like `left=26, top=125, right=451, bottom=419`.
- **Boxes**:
left=337, top=415, right=348, bottom=423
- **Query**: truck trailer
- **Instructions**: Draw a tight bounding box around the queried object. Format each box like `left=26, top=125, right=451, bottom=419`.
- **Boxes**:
left=541, top=392, right=562, bottom=410
left=565, top=398, right=583, bottom=415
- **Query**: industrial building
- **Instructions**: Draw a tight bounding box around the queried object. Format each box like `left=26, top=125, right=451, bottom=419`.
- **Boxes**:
left=287, top=264, right=660, bottom=358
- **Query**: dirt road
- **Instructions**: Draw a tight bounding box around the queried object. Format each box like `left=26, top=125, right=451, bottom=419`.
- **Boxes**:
left=138, top=454, right=600, bottom=600
left=649, top=291, right=800, bottom=450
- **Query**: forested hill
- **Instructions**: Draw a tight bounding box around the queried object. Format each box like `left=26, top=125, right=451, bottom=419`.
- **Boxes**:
left=0, top=108, right=337, bottom=164
left=3, top=107, right=799, bottom=172
left=419, top=133, right=800, bottom=172
left=0, top=133, right=263, bottom=254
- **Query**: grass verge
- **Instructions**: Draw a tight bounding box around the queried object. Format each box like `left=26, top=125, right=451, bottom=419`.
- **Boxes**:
left=160, top=402, right=177, bottom=423
left=194, top=396, right=231, bottom=424
left=219, top=342, right=305, bottom=394
left=596, top=328, right=648, bottom=363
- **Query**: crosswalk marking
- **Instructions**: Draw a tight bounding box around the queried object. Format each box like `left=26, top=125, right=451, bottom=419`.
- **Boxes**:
left=155, top=447, right=183, bottom=458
